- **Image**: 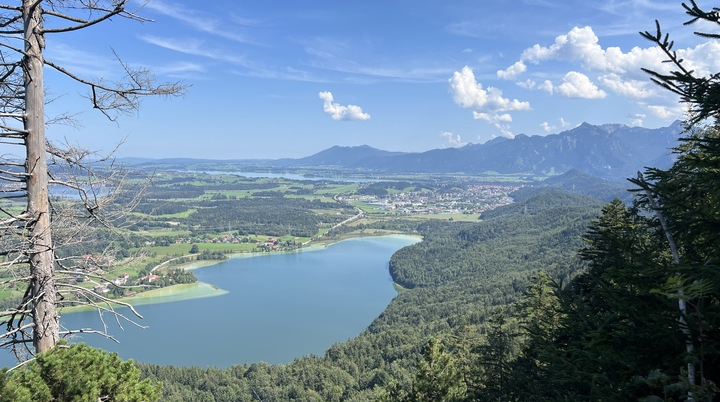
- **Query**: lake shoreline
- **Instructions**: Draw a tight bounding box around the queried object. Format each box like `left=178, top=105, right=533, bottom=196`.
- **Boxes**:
left=113, top=232, right=421, bottom=308
left=48, top=233, right=422, bottom=368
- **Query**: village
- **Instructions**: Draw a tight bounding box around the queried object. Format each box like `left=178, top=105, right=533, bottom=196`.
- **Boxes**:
left=168, top=234, right=303, bottom=252
left=72, top=256, right=195, bottom=298
left=68, top=183, right=520, bottom=301
left=345, top=183, right=520, bottom=216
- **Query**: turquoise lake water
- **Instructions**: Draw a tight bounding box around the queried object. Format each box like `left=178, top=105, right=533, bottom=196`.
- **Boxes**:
left=1, top=235, right=418, bottom=368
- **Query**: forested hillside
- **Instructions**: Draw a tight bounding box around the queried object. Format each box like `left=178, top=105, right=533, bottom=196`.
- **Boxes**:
left=129, top=7, right=720, bottom=401
left=4, top=2, right=720, bottom=401
left=139, top=188, right=603, bottom=401
left=138, top=120, right=720, bottom=402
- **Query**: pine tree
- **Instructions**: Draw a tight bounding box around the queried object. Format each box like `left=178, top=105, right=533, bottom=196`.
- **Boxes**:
left=0, top=342, right=162, bottom=402
left=410, top=338, right=466, bottom=402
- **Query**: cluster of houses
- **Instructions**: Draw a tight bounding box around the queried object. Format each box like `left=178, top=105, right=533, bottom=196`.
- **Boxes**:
left=174, top=234, right=247, bottom=245
left=168, top=235, right=299, bottom=251
left=255, top=237, right=301, bottom=252
left=91, top=271, right=157, bottom=295
left=76, top=253, right=164, bottom=295
left=346, top=184, right=520, bottom=215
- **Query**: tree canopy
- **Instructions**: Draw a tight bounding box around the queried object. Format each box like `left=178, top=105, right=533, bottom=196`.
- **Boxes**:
left=0, top=342, right=161, bottom=402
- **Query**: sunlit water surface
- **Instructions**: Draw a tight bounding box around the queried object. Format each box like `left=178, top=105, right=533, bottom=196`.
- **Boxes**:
left=1, top=235, right=418, bottom=368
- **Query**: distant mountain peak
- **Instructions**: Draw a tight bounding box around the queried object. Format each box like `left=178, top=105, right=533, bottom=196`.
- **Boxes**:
left=485, top=136, right=511, bottom=145
left=277, top=121, right=681, bottom=180
left=327, top=144, right=375, bottom=150
left=278, top=144, right=406, bottom=168
left=598, top=123, right=628, bottom=133
left=117, top=121, right=682, bottom=182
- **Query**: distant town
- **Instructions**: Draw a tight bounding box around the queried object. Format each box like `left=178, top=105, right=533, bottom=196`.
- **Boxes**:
left=345, top=184, right=519, bottom=216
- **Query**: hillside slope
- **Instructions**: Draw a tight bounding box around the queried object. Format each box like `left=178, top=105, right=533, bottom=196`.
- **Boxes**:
left=140, top=188, right=603, bottom=401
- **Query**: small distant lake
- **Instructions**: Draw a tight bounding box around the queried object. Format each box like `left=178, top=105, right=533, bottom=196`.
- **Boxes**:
left=198, top=170, right=383, bottom=183
left=0, top=235, right=418, bottom=368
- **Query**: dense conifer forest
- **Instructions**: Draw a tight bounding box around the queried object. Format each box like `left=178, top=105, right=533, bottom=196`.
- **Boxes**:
left=137, top=188, right=605, bottom=401
left=138, top=125, right=720, bottom=401
left=2, top=2, right=720, bottom=401
left=136, top=121, right=720, bottom=401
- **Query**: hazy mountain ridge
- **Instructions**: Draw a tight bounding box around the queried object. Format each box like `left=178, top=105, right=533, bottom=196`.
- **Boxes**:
left=276, top=144, right=408, bottom=167
left=122, top=121, right=683, bottom=182
left=280, top=121, right=682, bottom=180
left=532, top=169, right=632, bottom=202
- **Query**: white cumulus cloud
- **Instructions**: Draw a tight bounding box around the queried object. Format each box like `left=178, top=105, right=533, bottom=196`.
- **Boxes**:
left=448, top=67, right=526, bottom=138
left=556, top=71, right=606, bottom=99
left=319, top=91, right=371, bottom=121
left=458, top=23, right=720, bottom=130
left=646, top=104, right=684, bottom=120
left=440, top=132, right=468, bottom=147
left=521, top=26, right=614, bottom=71
left=539, top=79, right=554, bottom=94
left=473, top=112, right=513, bottom=123
left=598, top=73, right=653, bottom=98
left=516, top=79, right=536, bottom=89
left=540, top=122, right=555, bottom=132
left=473, top=112, right=514, bottom=138
left=499, top=25, right=720, bottom=117
left=497, top=61, right=527, bottom=80
left=541, top=117, right=572, bottom=133
left=449, top=66, right=530, bottom=113
left=630, top=113, right=646, bottom=127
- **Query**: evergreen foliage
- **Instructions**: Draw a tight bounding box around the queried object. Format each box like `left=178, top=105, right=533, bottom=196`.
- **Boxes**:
left=132, top=6, right=720, bottom=401
left=138, top=188, right=601, bottom=401
left=0, top=342, right=162, bottom=402
left=410, top=338, right=466, bottom=402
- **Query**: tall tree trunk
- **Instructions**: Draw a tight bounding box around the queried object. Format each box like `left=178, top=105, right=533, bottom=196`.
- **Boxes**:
left=643, top=183, right=695, bottom=400
left=23, top=0, right=59, bottom=354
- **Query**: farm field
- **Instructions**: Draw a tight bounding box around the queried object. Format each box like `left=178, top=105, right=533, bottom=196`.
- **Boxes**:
left=0, top=168, right=524, bottom=308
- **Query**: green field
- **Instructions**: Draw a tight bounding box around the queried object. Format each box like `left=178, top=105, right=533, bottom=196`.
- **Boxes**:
left=0, top=169, right=526, bottom=307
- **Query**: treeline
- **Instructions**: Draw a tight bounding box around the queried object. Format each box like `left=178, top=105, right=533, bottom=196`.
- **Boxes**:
left=138, top=187, right=604, bottom=401
left=133, top=200, right=192, bottom=216
left=356, top=181, right=418, bottom=196
left=184, top=198, right=356, bottom=238
left=538, top=168, right=632, bottom=202
left=145, top=185, right=205, bottom=200
left=115, top=173, right=361, bottom=237
left=355, top=181, right=470, bottom=197
left=140, top=127, right=720, bottom=401
left=379, top=128, right=720, bottom=401
left=133, top=268, right=198, bottom=290
left=389, top=188, right=600, bottom=289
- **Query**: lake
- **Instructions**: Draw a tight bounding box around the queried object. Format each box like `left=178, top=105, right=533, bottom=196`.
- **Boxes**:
left=1, top=235, right=418, bottom=368
left=198, top=170, right=383, bottom=183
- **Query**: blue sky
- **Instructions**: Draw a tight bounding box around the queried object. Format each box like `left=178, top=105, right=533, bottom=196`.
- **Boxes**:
left=37, top=0, right=720, bottom=159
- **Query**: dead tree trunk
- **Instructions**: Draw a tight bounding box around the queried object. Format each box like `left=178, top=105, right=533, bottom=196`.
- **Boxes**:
left=23, top=0, right=59, bottom=354
left=0, top=0, right=185, bottom=359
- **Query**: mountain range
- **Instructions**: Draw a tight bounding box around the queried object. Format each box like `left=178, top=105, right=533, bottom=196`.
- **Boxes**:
left=124, top=121, right=684, bottom=182
left=273, top=121, right=683, bottom=181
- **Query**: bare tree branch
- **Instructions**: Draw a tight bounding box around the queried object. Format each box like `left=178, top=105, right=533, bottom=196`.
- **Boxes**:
left=0, top=0, right=187, bottom=361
